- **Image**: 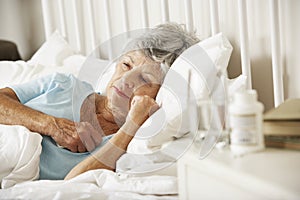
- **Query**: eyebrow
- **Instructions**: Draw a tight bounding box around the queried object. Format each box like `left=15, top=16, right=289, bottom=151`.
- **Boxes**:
left=123, top=55, right=134, bottom=64
left=143, top=72, right=155, bottom=78
left=143, top=71, right=161, bottom=83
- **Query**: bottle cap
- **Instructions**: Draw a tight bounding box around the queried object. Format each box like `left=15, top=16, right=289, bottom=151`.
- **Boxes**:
left=234, top=89, right=257, bottom=104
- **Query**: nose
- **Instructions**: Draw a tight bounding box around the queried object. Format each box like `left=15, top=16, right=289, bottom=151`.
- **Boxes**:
left=121, top=69, right=139, bottom=89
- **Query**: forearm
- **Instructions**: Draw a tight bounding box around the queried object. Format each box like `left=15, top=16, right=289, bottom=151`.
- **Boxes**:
left=0, top=88, right=91, bottom=153
left=83, top=130, right=135, bottom=169
left=0, top=90, right=54, bottom=135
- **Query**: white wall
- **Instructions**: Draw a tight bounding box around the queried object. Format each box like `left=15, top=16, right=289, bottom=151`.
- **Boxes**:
left=221, top=0, right=300, bottom=111
left=0, top=0, right=44, bottom=60
left=0, top=0, right=299, bottom=111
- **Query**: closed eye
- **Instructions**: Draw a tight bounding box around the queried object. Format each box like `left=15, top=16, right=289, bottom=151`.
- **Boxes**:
left=141, top=74, right=154, bottom=86
left=122, top=62, right=131, bottom=71
left=141, top=76, right=148, bottom=83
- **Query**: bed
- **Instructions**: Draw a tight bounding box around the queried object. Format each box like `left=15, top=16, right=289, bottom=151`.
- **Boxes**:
left=0, top=0, right=285, bottom=199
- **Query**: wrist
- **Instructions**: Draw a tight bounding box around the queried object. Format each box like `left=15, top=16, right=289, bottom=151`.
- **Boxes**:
left=127, top=114, right=147, bottom=127
left=120, top=118, right=141, bottom=136
left=43, top=115, right=58, bottom=137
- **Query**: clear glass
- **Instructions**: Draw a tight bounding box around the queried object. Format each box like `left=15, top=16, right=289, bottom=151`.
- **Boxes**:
left=197, top=74, right=229, bottom=159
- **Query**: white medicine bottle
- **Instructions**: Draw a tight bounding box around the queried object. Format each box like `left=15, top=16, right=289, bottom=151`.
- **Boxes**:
left=229, top=89, right=264, bottom=156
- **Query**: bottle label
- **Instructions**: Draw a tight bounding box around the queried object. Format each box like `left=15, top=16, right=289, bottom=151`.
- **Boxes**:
left=230, top=114, right=258, bottom=145
left=230, top=114, right=256, bottom=128
left=230, top=129, right=257, bottom=145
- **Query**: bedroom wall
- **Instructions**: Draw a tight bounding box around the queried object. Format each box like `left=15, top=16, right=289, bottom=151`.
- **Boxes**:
left=0, top=0, right=44, bottom=60
left=0, top=0, right=299, bottom=112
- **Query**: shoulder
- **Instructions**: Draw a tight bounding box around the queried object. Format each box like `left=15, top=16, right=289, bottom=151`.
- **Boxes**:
left=50, top=72, right=75, bottom=83
left=46, top=73, right=94, bottom=93
left=48, top=73, right=87, bottom=87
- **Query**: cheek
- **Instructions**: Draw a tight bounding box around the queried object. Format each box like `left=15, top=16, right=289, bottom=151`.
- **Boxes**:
left=106, top=71, right=123, bottom=92
left=150, top=85, right=161, bottom=98
left=134, top=85, right=161, bottom=99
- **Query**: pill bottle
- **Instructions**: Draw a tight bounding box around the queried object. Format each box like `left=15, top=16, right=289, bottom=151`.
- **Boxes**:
left=229, top=89, right=264, bottom=156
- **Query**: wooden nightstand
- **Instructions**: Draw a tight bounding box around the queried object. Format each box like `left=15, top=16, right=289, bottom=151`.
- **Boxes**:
left=177, top=140, right=300, bottom=200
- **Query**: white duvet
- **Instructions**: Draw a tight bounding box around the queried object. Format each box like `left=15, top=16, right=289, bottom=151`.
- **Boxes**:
left=0, top=125, right=42, bottom=188
left=1, top=171, right=177, bottom=199
left=0, top=124, right=178, bottom=199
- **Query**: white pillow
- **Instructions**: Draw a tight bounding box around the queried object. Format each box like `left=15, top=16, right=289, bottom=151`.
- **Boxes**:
left=0, top=55, right=84, bottom=89
left=0, top=125, right=42, bottom=188
left=28, top=30, right=75, bottom=67
left=127, top=33, right=233, bottom=154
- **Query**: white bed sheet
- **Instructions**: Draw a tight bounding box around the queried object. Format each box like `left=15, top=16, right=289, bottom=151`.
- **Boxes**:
left=0, top=169, right=178, bottom=200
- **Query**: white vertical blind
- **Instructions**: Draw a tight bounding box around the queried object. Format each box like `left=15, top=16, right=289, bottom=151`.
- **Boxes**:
left=86, top=0, right=96, bottom=52
left=41, top=0, right=53, bottom=39
left=238, top=0, right=252, bottom=89
left=71, top=0, right=81, bottom=53
left=103, top=0, right=112, bottom=38
left=161, top=0, right=169, bottom=23
left=103, top=0, right=113, bottom=59
left=209, top=0, right=220, bottom=35
left=121, top=0, right=129, bottom=38
left=57, top=0, right=67, bottom=38
left=141, top=0, right=149, bottom=27
left=269, top=0, right=284, bottom=107
left=39, top=0, right=289, bottom=111
left=184, top=0, right=194, bottom=32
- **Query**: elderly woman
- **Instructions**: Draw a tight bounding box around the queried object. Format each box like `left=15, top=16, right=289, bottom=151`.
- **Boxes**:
left=0, top=23, right=199, bottom=180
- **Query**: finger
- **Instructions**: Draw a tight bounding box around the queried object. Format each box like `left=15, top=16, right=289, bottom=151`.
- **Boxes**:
left=62, top=126, right=77, bottom=139
left=85, top=123, right=103, bottom=146
left=85, top=136, right=96, bottom=152
left=143, top=95, right=155, bottom=104
left=79, top=130, right=96, bottom=152
left=71, top=135, right=87, bottom=153
left=57, top=129, right=79, bottom=153
left=91, top=132, right=103, bottom=147
left=131, top=95, right=142, bottom=105
left=68, top=142, right=80, bottom=153
left=77, top=142, right=87, bottom=153
left=149, top=103, right=160, bottom=116
left=62, top=119, right=77, bottom=133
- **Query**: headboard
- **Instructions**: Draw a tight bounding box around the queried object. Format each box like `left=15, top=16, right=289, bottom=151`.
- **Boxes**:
left=40, top=0, right=284, bottom=108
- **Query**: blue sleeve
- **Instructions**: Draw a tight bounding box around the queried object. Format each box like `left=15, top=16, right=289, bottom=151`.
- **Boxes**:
left=9, top=73, right=67, bottom=104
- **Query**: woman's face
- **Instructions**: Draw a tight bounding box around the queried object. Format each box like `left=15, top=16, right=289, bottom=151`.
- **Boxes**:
left=106, top=50, right=165, bottom=121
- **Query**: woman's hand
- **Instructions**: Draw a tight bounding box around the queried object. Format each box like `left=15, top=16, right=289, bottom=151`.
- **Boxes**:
left=49, top=117, right=103, bottom=153
left=65, top=96, right=159, bottom=180
left=127, top=95, right=160, bottom=126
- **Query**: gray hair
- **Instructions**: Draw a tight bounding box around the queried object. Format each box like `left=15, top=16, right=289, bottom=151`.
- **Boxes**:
left=123, top=23, right=200, bottom=68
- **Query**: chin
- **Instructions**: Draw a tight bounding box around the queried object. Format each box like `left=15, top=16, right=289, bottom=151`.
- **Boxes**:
left=110, top=97, right=130, bottom=125
left=111, top=108, right=128, bottom=126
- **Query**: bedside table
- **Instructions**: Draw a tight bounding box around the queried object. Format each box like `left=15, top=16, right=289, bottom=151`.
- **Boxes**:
left=177, top=141, right=300, bottom=200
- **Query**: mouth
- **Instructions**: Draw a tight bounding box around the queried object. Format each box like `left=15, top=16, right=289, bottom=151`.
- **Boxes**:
left=112, top=86, right=130, bottom=99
